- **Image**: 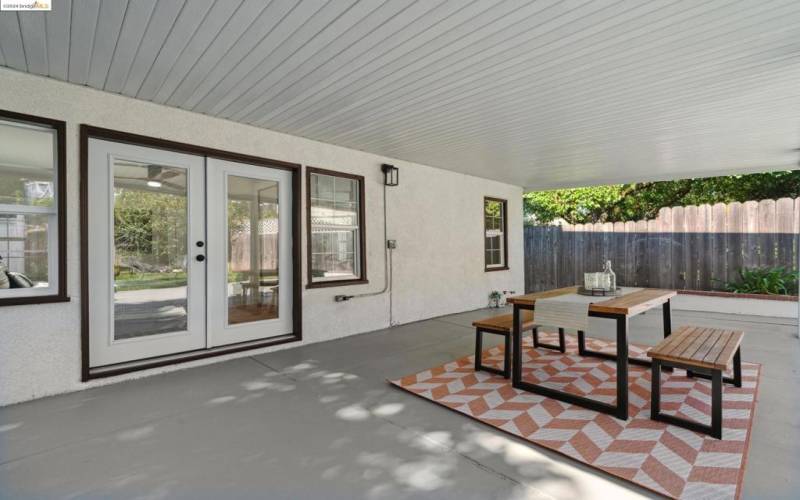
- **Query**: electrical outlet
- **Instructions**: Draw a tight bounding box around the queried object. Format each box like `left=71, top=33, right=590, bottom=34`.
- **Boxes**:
left=387, top=239, right=397, bottom=249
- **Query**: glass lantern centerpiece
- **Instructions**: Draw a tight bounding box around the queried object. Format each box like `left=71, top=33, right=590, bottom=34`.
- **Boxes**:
left=583, top=260, right=617, bottom=295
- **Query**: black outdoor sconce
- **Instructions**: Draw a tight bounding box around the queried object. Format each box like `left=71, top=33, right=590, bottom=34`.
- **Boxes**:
left=382, top=163, right=399, bottom=186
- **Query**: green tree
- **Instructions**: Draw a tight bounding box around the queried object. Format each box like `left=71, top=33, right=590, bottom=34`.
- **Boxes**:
left=524, top=171, right=800, bottom=225
left=114, top=188, right=187, bottom=270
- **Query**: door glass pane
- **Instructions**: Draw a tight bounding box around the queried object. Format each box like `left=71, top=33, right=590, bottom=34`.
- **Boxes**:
left=227, top=175, right=279, bottom=325
left=113, top=160, right=188, bottom=339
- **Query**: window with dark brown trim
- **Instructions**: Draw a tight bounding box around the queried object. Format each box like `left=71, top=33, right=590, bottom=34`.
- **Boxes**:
left=484, top=197, right=508, bottom=271
left=0, top=110, right=68, bottom=306
left=306, top=167, right=367, bottom=288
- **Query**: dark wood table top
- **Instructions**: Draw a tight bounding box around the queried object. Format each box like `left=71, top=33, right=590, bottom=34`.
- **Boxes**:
left=506, top=286, right=676, bottom=316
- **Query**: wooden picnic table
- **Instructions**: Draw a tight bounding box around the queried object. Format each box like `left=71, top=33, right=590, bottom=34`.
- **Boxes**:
left=506, top=286, right=677, bottom=420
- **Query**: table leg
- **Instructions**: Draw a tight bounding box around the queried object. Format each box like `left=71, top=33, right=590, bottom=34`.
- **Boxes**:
left=533, top=326, right=566, bottom=352
left=576, top=331, right=585, bottom=356
left=576, top=325, right=650, bottom=368
left=615, top=315, right=629, bottom=420
left=512, top=305, right=522, bottom=386
left=511, top=308, right=630, bottom=420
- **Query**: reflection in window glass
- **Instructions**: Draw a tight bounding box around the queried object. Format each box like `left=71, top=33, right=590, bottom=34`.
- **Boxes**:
left=309, top=172, right=361, bottom=282
left=227, top=175, right=279, bottom=325
left=113, top=161, right=188, bottom=339
left=0, top=214, right=50, bottom=284
left=0, top=119, right=57, bottom=296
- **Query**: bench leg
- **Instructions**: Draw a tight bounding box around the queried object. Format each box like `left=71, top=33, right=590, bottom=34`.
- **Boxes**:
left=651, top=360, right=724, bottom=439
left=475, top=328, right=511, bottom=378
left=651, top=359, right=661, bottom=420
left=711, top=369, right=723, bottom=439
left=732, top=347, right=742, bottom=388
left=532, top=327, right=540, bottom=348
left=577, top=330, right=586, bottom=355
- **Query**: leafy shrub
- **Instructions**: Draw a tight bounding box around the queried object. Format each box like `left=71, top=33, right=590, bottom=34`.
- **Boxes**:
left=723, top=267, right=798, bottom=295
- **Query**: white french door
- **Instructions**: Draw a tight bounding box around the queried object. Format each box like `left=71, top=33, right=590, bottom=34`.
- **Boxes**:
left=88, top=139, right=206, bottom=366
left=206, top=158, right=293, bottom=347
left=88, top=140, right=293, bottom=368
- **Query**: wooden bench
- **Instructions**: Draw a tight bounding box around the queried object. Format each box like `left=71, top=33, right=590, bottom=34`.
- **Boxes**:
left=472, top=311, right=558, bottom=378
left=647, top=325, right=744, bottom=439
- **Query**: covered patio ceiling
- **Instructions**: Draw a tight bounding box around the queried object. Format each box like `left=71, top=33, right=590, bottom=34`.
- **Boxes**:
left=0, top=0, right=798, bottom=190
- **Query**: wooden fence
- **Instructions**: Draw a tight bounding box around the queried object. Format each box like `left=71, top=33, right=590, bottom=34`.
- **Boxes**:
left=229, top=233, right=278, bottom=273
left=524, top=198, right=800, bottom=293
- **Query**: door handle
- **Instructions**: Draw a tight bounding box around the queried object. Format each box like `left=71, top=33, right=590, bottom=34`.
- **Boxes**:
left=195, top=255, right=205, bottom=262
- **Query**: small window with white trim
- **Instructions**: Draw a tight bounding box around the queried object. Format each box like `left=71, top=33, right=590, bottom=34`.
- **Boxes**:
left=306, top=167, right=367, bottom=288
left=484, top=197, right=508, bottom=271
left=0, top=111, right=66, bottom=304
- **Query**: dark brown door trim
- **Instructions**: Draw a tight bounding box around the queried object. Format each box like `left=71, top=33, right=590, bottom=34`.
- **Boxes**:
left=305, top=166, right=369, bottom=289
left=0, top=109, right=69, bottom=307
left=80, top=125, right=301, bottom=171
left=80, top=125, right=302, bottom=381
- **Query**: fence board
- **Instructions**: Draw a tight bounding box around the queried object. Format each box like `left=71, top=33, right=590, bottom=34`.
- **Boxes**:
left=711, top=203, right=727, bottom=288
left=684, top=205, right=698, bottom=290
left=657, top=207, right=673, bottom=289
left=558, top=226, right=572, bottom=291
left=573, top=224, right=584, bottom=289
left=612, top=221, right=625, bottom=287
left=623, top=221, right=636, bottom=286
left=758, top=199, right=776, bottom=268
left=777, top=197, right=794, bottom=269
left=524, top=198, right=800, bottom=292
left=672, top=206, right=688, bottom=289
left=695, top=204, right=711, bottom=290
left=743, top=201, right=759, bottom=270
left=726, top=202, right=743, bottom=285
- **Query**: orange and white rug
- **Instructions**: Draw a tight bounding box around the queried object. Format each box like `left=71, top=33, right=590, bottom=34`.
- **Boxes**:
left=389, top=332, right=760, bottom=499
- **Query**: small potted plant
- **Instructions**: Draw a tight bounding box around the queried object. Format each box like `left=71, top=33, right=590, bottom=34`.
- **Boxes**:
left=488, top=290, right=502, bottom=308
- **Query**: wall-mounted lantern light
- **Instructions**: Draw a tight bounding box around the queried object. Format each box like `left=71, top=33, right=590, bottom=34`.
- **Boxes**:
left=381, top=163, right=399, bottom=186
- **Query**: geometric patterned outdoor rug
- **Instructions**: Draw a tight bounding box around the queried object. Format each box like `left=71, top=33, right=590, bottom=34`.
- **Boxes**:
left=389, top=331, right=760, bottom=499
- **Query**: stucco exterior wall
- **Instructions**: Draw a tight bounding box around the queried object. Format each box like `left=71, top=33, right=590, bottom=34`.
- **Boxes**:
left=0, top=68, right=523, bottom=406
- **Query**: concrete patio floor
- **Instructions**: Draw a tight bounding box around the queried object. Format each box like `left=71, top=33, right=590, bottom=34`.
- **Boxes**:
left=1, top=306, right=798, bottom=499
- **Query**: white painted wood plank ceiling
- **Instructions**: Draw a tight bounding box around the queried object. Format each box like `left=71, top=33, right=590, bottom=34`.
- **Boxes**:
left=1, top=0, right=798, bottom=189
